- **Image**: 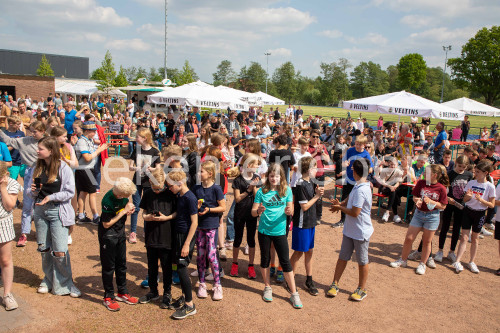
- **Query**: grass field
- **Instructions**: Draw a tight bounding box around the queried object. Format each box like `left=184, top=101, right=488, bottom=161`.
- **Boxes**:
left=271, top=105, right=498, bottom=137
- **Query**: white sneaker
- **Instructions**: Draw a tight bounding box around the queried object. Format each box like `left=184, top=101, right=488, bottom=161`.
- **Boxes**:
left=37, top=285, right=49, bottom=294
left=434, top=250, right=443, bottom=263
left=69, top=285, right=81, bottom=298
left=480, top=227, right=493, bottom=236
left=190, top=270, right=199, bottom=277
left=426, top=257, right=436, bottom=269
left=393, top=215, right=402, bottom=223
left=206, top=272, right=214, bottom=281
left=453, top=261, right=464, bottom=273
left=389, top=258, right=407, bottom=268
left=68, top=235, right=73, bottom=245
left=416, top=262, right=426, bottom=275
left=382, top=211, right=390, bottom=222
left=485, top=223, right=495, bottom=230
left=468, top=262, right=480, bottom=274
left=243, top=244, right=249, bottom=255
left=447, top=252, right=457, bottom=263
left=3, top=293, right=18, bottom=311
left=408, top=250, right=421, bottom=261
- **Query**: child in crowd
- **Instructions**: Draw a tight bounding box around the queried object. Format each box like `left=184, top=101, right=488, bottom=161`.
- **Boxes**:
left=441, top=149, right=455, bottom=173
left=251, top=163, right=302, bottom=309
left=390, top=164, right=449, bottom=275
left=329, top=158, right=373, bottom=301
left=422, top=135, right=434, bottom=152
left=99, top=177, right=137, bottom=311
left=333, top=135, right=348, bottom=162
left=138, top=168, right=177, bottom=308
left=268, top=134, right=295, bottom=184
left=434, top=155, right=472, bottom=263
left=229, top=153, right=261, bottom=279
left=391, top=155, right=417, bottom=223
left=166, top=171, right=198, bottom=319
left=0, top=161, right=21, bottom=310
left=290, top=137, right=312, bottom=189
left=128, top=127, right=160, bottom=244
left=376, top=156, right=403, bottom=223
left=193, top=161, right=226, bottom=301
left=290, top=157, right=323, bottom=296
left=453, top=160, right=495, bottom=274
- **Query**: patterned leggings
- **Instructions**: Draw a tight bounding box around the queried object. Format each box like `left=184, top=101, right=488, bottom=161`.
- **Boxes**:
left=196, top=228, right=220, bottom=284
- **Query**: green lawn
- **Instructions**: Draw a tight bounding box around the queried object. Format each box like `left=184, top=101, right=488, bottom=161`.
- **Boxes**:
left=270, top=105, right=497, bottom=136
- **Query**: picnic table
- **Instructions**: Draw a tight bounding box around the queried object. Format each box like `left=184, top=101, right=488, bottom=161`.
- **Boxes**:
left=448, top=140, right=472, bottom=160
left=105, top=132, right=128, bottom=156
left=479, top=138, right=494, bottom=148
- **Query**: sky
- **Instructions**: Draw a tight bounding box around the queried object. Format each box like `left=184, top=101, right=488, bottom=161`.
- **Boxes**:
left=2, top=0, right=499, bottom=83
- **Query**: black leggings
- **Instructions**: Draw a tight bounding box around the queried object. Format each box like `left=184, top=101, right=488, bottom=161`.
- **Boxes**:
left=99, top=236, right=127, bottom=299
left=340, top=183, right=354, bottom=222
left=438, top=204, right=462, bottom=251
left=258, top=232, right=292, bottom=272
left=146, top=247, right=172, bottom=295
left=233, top=215, right=257, bottom=248
left=175, top=233, right=195, bottom=303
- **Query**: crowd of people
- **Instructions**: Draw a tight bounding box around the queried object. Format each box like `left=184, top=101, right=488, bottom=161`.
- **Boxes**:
left=0, top=94, right=499, bottom=320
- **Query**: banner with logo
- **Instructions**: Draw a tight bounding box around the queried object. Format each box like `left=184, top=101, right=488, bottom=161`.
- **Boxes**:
left=377, top=105, right=431, bottom=117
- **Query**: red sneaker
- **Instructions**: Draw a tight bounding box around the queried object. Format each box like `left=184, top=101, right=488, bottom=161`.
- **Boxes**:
left=116, top=294, right=138, bottom=305
left=248, top=266, right=257, bottom=279
left=103, top=298, right=120, bottom=311
left=128, top=232, right=137, bottom=244
left=16, top=234, right=27, bottom=247
left=229, top=263, right=239, bottom=277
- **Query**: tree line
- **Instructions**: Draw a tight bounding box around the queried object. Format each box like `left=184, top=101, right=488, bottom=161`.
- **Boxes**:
left=87, top=26, right=499, bottom=107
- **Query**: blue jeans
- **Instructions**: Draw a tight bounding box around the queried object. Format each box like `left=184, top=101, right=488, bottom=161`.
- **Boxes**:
left=21, top=166, right=35, bottom=235
left=130, top=185, right=144, bottom=233
left=410, top=209, right=440, bottom=231
left=34, top=203, right=75, bottom=295
left=94, top=155, right=102, bottom=190
left=225, top=200, right=235, bottom=242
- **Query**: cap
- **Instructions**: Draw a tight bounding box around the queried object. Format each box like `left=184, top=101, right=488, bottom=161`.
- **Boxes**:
left=82, top=121, right=97, bottom=131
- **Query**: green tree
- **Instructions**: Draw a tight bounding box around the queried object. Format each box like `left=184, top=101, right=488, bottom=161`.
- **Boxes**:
left=158, top=67, right=181, bottom=85
left=272, top=61, right=298, bottom=103
left=148, top=67, right=163, bottom=82
left=124, top=66, right=137, bottom=82
left=95, top=50, right=116, bottom=95
left=397, top=53, right=427, bottom=93
left=213, top=60, right=237, bottom=86
left=236, top=62, right=267, bottom=92
left=113, top=66, right=128, bottom=87
left=350, top=61, right=389, bottom=98
left=318, top=60, right=350, bottom=106
left=36, top=54, right=54, bottom=77
left=177, top=60, right=198, bottom=86
left=134, top=66, right=148, bottom=81
left=386, top=65, right=399, bottom=92
left=448, top=26, right=500, bottom=105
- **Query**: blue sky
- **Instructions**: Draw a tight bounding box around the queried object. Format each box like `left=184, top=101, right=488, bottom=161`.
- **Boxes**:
left=2, top=0, right=499, bottom=82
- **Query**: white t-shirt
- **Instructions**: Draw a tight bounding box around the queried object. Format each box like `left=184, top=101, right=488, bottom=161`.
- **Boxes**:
left=494, top=183, right=500, bottom=222
left=290, top=150, right=312, bottom=187
left=344, top=181, right=373, bottom=241
left=464, top=180, right=496, bottom=211
left=286, top=108, right=294, bottom=117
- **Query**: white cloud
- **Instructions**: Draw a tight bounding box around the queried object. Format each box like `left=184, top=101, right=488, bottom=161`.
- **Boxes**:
left=409, top=26, right=478, bottom=44
left=400, top=15, right=436, bottom=28
left=83, top=33, right=106, bottom=43
left=345, top=33, right=388, bottom=45
left=108, top=39, right=151, bottom=51
left=267, top=48, right=292, bottom=57
left=318, top=30, right=343, bottom=38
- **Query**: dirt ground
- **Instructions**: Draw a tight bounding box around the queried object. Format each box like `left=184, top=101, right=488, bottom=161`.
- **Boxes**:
left=4, top=166, right=500, bottom=333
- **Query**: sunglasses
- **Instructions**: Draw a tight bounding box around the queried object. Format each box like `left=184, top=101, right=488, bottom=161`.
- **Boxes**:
left=312, top=135, right=319, bottom=138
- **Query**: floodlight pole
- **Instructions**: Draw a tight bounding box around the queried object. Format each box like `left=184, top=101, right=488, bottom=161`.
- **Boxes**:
left=265, top=52, right=271, bottom=94
left=440, top=45, right=451, bottom=103
left=164, top=0, right=168, bottom=80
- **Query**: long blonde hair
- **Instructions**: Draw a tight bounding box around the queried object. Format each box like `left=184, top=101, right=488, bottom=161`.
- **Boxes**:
left=33, top=137, right=62, bottom=183
left=136, top=127, right=155, bottom=147
left=262, top=163, right=288, bottom=198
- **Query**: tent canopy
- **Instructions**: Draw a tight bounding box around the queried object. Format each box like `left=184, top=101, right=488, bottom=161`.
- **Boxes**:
left=443, top=97, right=500, bottom=117
left=148, top=81, right=249, bottom=111
left=215, top=86, right=261, bottom=106
left=343, top=91, right=465, bottom=121
left=55, top=79, right=97, bottom=96
left=95, top=89, right=126, bottom=98
left=252, top=91, right=285, bottom=105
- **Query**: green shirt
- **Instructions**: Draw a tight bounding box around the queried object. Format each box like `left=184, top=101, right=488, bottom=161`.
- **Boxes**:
left=254, top=187, right=292, bottom=236
left=99, top=190, right=129, bottom=237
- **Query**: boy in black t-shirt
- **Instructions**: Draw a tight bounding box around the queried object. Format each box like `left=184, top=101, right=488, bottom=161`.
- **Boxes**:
left=138, top=168, right=177, bottom=308
left=290, top=157, right=323, bottom=296
left=166, top=171, right=198, bottom=320
left=268, top=134, right=295, bottom=183
left=99, top=178, right=137, bottom=312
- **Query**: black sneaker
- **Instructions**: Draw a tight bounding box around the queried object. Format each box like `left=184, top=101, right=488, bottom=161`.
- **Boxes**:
left=305, top=281, right=319, bottom=296
left=91, top=216, right=100, bottom=226
left=159, top=294, right=173, bottom=309
left=139, top=292, right=160, bottom=304
left=171, top=295, right=185, bottom=309
left=171, top=304, right=197, bottom=320
left=76, top=215, right=92, bottom=224
left=331, top=221, right=344, bottom=228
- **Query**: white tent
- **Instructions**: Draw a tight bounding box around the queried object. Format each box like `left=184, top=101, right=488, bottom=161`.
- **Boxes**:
left=147, top=81, right=249, bottom=111
left=215, top=86, right=260, bottom=106
left=343, top=91, right=465, bottom=121
left=443, top=97, right=500, bottom=117
left=55, top=79, right=98, bottom=96
left=252, top=91, right=285, bottom=105
left=95, top=89, right=126, bottom=98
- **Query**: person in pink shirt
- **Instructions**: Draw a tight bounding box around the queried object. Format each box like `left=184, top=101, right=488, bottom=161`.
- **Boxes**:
left=451, top=125, right=462, bottom=141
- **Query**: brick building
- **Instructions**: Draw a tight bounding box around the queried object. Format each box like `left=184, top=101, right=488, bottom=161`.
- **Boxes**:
left=0, top=74, right=55, bottom=101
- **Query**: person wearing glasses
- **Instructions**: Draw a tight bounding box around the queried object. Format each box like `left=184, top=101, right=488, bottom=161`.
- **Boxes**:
left=308, top=129, right=330, bottom=224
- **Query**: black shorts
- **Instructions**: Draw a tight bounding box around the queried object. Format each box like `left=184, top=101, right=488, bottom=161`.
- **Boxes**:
left=75, top=169, right=97, bottom=194
left=173, top=232, right=195, bottom=268
left=462, top=206, right=486, bottom=234
left=495, top=221, right=500, bottom=240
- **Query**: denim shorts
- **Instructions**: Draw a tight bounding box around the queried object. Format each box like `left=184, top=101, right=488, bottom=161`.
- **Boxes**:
left=409, top=208, right=440, bottom=230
